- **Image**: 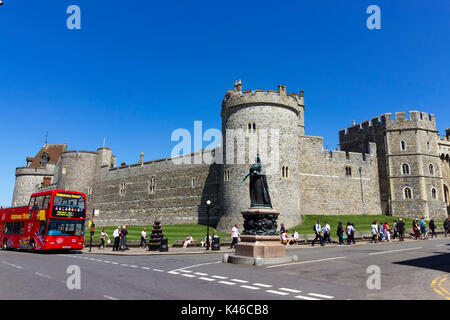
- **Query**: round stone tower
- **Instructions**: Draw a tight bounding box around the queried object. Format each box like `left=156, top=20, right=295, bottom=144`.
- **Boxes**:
left=56, top=150, right=98, bottom=194
left=216, top=81, right=305, bottom=232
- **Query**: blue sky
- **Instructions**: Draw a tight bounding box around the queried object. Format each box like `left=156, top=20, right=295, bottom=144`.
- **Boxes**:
left=0, top=0, right=449, bottom=206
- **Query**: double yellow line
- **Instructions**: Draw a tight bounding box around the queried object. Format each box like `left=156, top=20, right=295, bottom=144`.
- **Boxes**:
left=431, top=275, right=450, bottom=300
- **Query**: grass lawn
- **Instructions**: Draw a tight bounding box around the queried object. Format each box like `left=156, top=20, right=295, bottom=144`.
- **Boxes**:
left=93, top=215, right=445, bottom=244
left=96, top=224, right=229, bottom=245
left=289, top=215, right=445, bottom=235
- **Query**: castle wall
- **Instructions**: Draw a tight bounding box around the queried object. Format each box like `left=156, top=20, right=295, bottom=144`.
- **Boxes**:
left=91, top=151, right=220, bottom=227
left=438, top=133, right=450, bottom=213
left=299, top=136, right=381, bottom=216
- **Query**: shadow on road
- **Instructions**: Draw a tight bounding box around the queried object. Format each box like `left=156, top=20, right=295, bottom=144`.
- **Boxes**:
left=393, top=252, right=450, bottom=273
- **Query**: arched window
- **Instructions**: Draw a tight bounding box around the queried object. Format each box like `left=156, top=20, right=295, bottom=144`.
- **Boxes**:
left=345, top=167, right=352, bottom=176
left=401, top=141, right=406, bottom=151
left=429, top=164, right=434, bottom=175
left=247, top=123, right=256, bottom=133
left=444, top=184, right=449, bottom=205
left=281, top=166, right=289, bottom=178
left=404, top=187, right=413, bottom=199
left=431, top=188, right=437, bottom=200
left=224, top=170, right=230, bottom=181
left=191, top=178, right=195, bottom=189
left=149, top=178, right=156, bottom=194
left=247, top=123, right=252, bottom=133
left=401, top=163, right=410, bottom=175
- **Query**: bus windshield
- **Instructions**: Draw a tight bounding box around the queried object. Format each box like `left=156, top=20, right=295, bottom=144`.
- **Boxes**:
left=47, top=219, right=84, bottom=236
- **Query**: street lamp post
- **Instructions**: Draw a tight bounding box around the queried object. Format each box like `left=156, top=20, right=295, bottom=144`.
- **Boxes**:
left=206, top=200, right=212, bottom=250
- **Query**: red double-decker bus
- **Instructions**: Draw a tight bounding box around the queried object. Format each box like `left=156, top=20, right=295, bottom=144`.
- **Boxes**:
left=0, top=190, right=86, bottom=252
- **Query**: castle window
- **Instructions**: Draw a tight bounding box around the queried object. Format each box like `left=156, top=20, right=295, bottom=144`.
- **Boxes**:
left=247, top=123, right=256, bottom=133
left=87, top=187, right=93, bottom=196
left=429, top=164, right=434, bottom=175
left=431, top=188, right=437, bottom=200
left=224, top=170, right=230, bottom=181
left=62, top=165, right=67, bottom=175
left=401, top=141, right=406, bottom=151
left=404, top=187, right=413, bottom=199
left=345, top=167, right=352, bottom=176
left=427, top=141, right=430, bottom=151
left=281, top=166, right=289, bottom=178
left=401, top=163, right=410, bottom=175
left=149, top=178, right=156, bottom=194
left=119, top=182, right=126, bottom=195
left=191, top=178, right=195, bottom=189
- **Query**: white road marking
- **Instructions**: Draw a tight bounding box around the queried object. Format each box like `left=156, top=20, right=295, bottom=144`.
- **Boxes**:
left=103, top=261, right=111, bottom=263
left=194, top=272, right=209, bottom=276
left=368, top=247, right=422, bottom=256
left=253, top=283, right=272, bottom=288
left=295, top=295, right=320, bottom=300
left=241, top=285, right=260, bottom=290
left=168, top=271, right=180, bottom=275
left=307, top=293, right=334, bottom=299
left=435, top=244, right=445, bottom=247
left=218, top=281, right=236, bottom=286
left=153, top=268, right=164, bottom=272
left=266, top=290, right=289, bottom=296
left=179, top=269, right=193, bottom=273
left=120, top=264, right=129, bottom=267
left=181, top=274, right=196, bottom=278
left=103, top=295, right=119, bottom=300
left=231, top=279, right=248, bottom=283
left=129, top=265, right=138, bottom=268
left=198, top=277, right=215, bottom=282
left=170, top=261, right=221, bottom=273
left=34, top=272, right=53, bottom=279
left=279, top=288, right=302, bottom=293
left=212, top=275, right=228, bottom=279
left=111, top=262, right=119, bottom=265
left=266, top=256, right=347, bottom=268
left=2, top=262, right=23, bottom=269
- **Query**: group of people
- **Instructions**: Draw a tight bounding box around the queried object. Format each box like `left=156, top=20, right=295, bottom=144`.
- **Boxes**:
left=96, top=225, right=129, bottom=251
left=312, top=221, right=356, bottom=246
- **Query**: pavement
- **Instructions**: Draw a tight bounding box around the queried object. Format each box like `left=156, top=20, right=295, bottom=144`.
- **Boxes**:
left=0, top=236, right=448, bottom=300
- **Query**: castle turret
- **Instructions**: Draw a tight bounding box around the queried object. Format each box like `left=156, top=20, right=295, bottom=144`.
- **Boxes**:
left=217, top=81, right=304, bottom=232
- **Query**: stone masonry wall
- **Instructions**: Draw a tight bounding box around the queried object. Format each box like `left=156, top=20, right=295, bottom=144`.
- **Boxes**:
left=299, top=136, right=381, bottom=216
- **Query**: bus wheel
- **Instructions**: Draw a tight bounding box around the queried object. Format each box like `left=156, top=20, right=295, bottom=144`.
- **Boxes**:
left=2, top=240, right=8, bottom=250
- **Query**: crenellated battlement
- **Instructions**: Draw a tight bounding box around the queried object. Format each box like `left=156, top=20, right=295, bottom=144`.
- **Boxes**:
left=339, top=111, right=437, bottom=140
left=222, top=80, right=304, bottom=115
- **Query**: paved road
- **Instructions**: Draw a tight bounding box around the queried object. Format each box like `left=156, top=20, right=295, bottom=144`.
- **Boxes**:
left=0, top=237, right=448, bottom=300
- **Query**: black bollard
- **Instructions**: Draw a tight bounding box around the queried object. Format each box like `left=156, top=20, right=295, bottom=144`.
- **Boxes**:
left=159, top=238, right=169, bottom=252
left=211, top=236, right=220, bottom=251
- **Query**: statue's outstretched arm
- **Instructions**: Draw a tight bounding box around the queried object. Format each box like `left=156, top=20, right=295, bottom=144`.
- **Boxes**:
left=238, top=171, right=250, bottom=187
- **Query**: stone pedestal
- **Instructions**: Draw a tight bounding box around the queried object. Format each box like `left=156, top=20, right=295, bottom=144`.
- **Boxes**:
left=226, top=208, right=296, bottom=266
left=235, top=235, right=285, bottom=258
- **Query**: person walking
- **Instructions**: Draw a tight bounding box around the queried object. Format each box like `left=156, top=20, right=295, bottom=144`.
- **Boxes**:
left=383, top=222, right=391, bottom=242
left=371, top=221, right=379, bottom=243
left=412, top=219, right=420, bottom=239
left=346, top=222, right=355, bottom=245
left=392, top=220, right=398, bottom=240
left=444, top=218, right=449, bottom=238
left=98, top=229, right=109, bottom=249
left=420, top=219, right=428, bottom=240
left=140, top=228, right=147, bottom=248
left=378, top=221, right=384, bottom=242
left=120, top=225, right=128, bottom=251
left=321, top=222, right=331, bottom=246
left=279, top=223, right=286, bottom=235
left=397, top=218, right=405, bottom=242
left=429, top=219, right=437, bottom=238
left=312, top=220, right=322, bottom=246
left=112, top=226, right=121, bottom=251
left=230, top=224, right=240, bottom=249
left=337, top=222, right=344, bottom=245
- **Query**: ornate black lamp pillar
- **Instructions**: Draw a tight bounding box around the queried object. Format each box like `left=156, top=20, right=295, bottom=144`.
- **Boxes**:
left=206, top=200, right=212, bottom=250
